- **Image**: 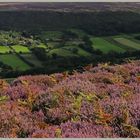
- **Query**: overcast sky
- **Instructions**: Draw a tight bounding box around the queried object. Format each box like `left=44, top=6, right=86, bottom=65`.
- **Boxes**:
left=0, top=0, right=140, bottom=2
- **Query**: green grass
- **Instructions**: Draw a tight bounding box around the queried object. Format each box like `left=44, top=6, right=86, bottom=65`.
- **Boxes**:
left=49, top=48, right=77, bottom=57
left=20, top=54, right=43, bottom=67
left=11, top=45, right=30, bottom=53
left=1, top=31, right=140, bottom=73
left=0, top=54, right=31, bottom=70
left=38, top=43, right=47, bottom=49
left=0, top=46, right=12, bottom=53
left=121, top=34, right=140, bottom=44
left=104, top=36, right=133, bottom=51
left=114, top=37, right=140, bottom=50
left=90, top=37, right=125, bottom=53
left=64, top=45, right=91, bottom=56
left=49, top=44, right=91, bottom=57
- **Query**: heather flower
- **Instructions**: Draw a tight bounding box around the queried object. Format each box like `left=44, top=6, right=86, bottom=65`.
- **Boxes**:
left=0, top=60, right=140, bottom=138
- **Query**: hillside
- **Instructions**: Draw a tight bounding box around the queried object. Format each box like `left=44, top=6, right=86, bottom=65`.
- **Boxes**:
left=0, top=2, right=140, bottom=12
left=0, top=30, right=140, bottom=78
left=0, top=60, right=140, bottom=138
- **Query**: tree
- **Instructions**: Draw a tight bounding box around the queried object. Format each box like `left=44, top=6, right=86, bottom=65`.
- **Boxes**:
left=31, top=48, right=47, bottom=61
left=135, top=35, right=140, bottom=40
left=72, top=48, right=78, bottom=54
left=52, top=53, right=58, bottom=59
left=62, top=30, right=78, bottom=41
left=82, top=35, right=92, bottom=46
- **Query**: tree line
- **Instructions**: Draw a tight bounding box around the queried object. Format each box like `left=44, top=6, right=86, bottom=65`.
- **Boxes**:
left=0, top=11, right=140, bottom=36
left=1, top=50, right=140, bottom=78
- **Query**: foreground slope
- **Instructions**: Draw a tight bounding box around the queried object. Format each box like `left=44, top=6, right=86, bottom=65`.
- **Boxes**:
left=0, top=60, right=140, bottom=138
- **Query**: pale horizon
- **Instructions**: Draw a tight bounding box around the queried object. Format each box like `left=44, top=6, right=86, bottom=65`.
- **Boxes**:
left=0, top=0, right=140, bottom=2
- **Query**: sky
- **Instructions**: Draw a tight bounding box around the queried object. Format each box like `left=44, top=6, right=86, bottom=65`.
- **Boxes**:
left=0, top=0, right=140, bottom=2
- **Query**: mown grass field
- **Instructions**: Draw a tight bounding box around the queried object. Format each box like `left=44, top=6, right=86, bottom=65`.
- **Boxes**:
left=0, top=46, right=12, bottom=53
left=38, top=43, right=47, bottom=49
left=49, top=48, right=77, bottom=57
left=63, top=45, right=91, bottom=56
left=11, top=45, right=31, bottom=53
left=90, top=37, right=125, bottom=53
left=113, top=37, right=140, bottom=50
left=0, top=54, right=31, bottom=70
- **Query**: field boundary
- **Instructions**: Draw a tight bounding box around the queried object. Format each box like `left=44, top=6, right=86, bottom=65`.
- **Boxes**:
left=104, top=37, right=135, bottom=51
left=9, top=46, right=35, bottom=67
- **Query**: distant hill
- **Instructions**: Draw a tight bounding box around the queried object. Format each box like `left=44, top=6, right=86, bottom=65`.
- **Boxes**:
left=0, top=2, right=140, bottom=12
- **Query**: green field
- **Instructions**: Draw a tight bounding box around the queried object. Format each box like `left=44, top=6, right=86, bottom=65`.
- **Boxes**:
left=114, top=37, right=140, bottom=50
left=64, top=45, right=91, bottom=56
left=11, top=45, right=30, bottom=53
left=49, top=48, right=77, bottom=57
left=0, top=54, right=31, bottom=70
left=0, top=46, right=12, bottom=53
left=38, top=43, right=47, bottom=49
left=90, top=37, right=125, bottom=53
left=0, top=30, right=140, bottom=74
left=20, top=54, right=43, bottom=67
left=49, top=44, right=91, bottom=57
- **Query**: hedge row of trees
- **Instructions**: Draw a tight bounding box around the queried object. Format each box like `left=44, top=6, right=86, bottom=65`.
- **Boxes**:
left=1, top=50, right=140, bottom=78
left=135, top=35, right=140, bottom=40
left=0, top=62, right=12, bottom=74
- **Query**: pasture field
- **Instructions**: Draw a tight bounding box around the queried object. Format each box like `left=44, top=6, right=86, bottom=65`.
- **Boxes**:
left=90, top=37, right=125, bottom=53
left=104, top=36, right=134, bottom=51
left=20, top=54, right=43, bottom=67
left=114, top=37, right=140, bottom=50
left=129, top=37, right=140, bottom=44
left=0, top=54, right=31, bottom=70
left=38, top=43, right=47, bottom=49
left=130, top=33, right=140, bottom=37
left=49, top=43, right=91, bottom=57
left=11, top=45, right=31, bottom=53
left=63, top=45, right=91, bottom=56
left=0, top=46, right=12, bottom=53
left=49, top=48, right=77, bottom=57
left=0, top=30, right=140, bottom=74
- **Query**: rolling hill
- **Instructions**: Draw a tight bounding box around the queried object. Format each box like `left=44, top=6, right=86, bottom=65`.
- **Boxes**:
left=0, top=2, right=140, bottom=12
left=0, top=60, right=140, bottom=137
